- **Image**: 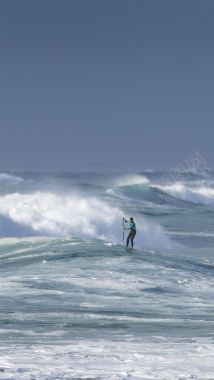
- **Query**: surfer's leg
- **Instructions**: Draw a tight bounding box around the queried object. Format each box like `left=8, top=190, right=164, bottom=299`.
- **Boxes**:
left=130, top=231, right=136, bottom=248
left=126, top=231, right=132, bottom=247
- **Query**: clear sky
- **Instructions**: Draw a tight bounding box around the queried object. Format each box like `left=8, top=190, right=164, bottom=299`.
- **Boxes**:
left=0, top=0, right=214, bottom=172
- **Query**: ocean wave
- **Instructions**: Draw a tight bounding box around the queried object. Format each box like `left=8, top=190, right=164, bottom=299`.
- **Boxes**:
left=107, top=176, right=214, bottom=209
left=158, top=183, right=214, bottom=207
left=0, top=191, right=179, bottom=249
left=0, top=173, right=23, bottom=184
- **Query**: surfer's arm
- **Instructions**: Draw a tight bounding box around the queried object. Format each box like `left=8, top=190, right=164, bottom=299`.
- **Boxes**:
left=124, top=222, right=135, bottom=230
left=123, top=217, right=128, bottom=230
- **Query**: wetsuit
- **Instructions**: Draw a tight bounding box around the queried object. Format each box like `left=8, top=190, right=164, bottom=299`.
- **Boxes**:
left=124, top=219, right=136, bottom=248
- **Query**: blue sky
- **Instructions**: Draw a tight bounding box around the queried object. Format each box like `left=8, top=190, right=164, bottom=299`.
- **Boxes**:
left=0, top=0, right=213, bottom=171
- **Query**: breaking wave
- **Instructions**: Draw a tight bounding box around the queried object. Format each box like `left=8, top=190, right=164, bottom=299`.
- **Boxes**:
left=0, top=191, right=178, bottom=249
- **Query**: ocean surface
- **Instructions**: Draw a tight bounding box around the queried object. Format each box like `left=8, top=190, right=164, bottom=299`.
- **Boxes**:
left=0, top=170, right=214, bottom=380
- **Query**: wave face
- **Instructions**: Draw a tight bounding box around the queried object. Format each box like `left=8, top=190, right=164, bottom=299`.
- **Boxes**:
left=0, top=170, right=214, bottom=248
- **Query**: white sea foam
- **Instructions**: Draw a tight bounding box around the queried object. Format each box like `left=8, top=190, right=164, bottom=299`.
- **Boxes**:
left=159, top=182, right=214, bottom=207
left=0, top=339, right=213, bottom=380
left=0, top=191, right=178, bottom=249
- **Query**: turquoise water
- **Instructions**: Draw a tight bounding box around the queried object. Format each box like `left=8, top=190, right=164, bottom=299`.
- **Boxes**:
left=0, top=171, right=214, bottom=379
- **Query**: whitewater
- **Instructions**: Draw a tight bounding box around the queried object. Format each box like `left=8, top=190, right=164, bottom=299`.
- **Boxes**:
left=0, top=170, right=214, bottom=379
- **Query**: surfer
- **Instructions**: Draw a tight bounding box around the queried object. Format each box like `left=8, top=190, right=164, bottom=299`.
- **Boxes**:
left=123, top=217, right=136, bottom=248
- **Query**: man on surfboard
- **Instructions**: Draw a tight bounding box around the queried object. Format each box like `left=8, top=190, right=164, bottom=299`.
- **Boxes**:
left=123, top=217, right=136, bottom=248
